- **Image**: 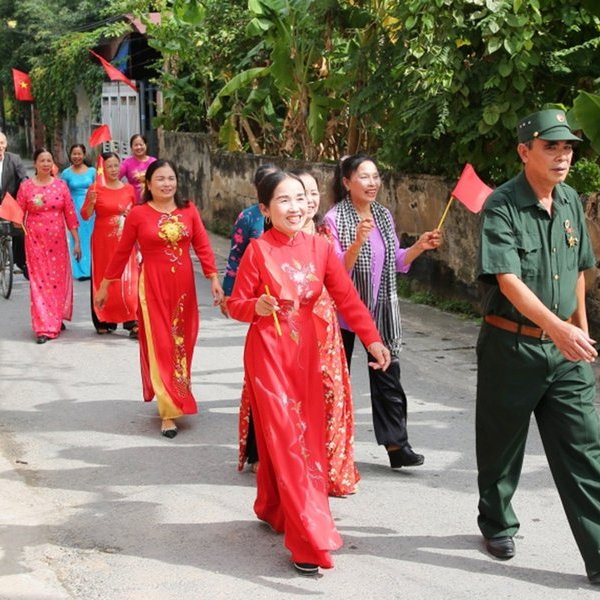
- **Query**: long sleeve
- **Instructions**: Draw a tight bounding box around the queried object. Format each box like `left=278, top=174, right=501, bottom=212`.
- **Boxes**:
left=59, top=181, right=79, bottom=230
left=223, top=207, right=262, bottom=295
left=322, top=209, right=346, bottom=264
left=103, top=208, right=139, bottom=280
left=16, top=181, right=28, bottom=212
left=80, top=187, right=94, bottom=220
left=13, top=155, right=27, bottom=188
left=189, top=205, right=218, bottom=277
left=322, top=242, right=381, bottom=347
left=227, top=239, right=261, bottom=322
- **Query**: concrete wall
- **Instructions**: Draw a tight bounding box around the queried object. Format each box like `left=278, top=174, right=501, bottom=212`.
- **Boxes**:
left=162, top=131, right=600, bottom=329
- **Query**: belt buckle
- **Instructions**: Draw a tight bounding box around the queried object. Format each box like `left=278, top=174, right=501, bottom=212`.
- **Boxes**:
left=540, top=330, right=551, bottom=341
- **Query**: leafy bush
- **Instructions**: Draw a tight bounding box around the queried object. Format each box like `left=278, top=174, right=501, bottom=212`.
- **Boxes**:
left=567, top=157, right=600, bottom=196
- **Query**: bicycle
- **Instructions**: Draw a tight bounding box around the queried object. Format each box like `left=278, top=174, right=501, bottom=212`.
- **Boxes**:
left=0, top=220, right=14, bottom=299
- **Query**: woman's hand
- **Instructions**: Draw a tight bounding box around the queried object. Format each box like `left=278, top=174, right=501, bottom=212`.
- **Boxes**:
left=355, top=216, right=375, bottom=245
left=255, top=293, right=279, bottom=316
left=210, top=276, right=224, bottom=306
left=367, top=342, right=391, bottom=371
left=416, top=229, right=443, bottom=251
left=219, top=296, right=230, bottom=318
left=94, top=279, right=110, bottom=309
left=73, top=241, right=82, bottom=261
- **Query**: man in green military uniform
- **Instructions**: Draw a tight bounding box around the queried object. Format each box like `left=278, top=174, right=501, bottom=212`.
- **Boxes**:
left=477, top=108, right=600, bottom=585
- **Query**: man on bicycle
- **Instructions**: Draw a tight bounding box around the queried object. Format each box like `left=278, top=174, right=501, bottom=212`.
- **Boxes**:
left=0, top=131, right=28, bottom=278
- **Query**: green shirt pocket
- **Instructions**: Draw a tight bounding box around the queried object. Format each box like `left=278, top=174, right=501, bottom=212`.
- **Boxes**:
left=516, top=234, right=542, bottom=280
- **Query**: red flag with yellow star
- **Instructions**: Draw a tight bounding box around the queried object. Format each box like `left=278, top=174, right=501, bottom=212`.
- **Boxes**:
left=95, top=155, right=106, bottom=188
left=12, top=69, right=34, bottom=102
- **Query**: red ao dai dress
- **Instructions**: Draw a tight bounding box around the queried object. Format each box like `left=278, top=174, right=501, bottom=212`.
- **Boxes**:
left=228, top=228, right=382, bottom=569
left=103, top=203, right=218, bottom=418
left=81, top=183, right=138, bottom=324
left=17, top=178, right=79, bottom=338
left=237, top=224, right=361, bottom=497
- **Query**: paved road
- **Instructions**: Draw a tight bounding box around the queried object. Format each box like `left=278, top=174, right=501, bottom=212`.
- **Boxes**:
left=1, top=231, right=599, bottom=599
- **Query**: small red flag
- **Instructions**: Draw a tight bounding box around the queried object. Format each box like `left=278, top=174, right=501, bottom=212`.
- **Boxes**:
left=89, top=124, right=112, bottom=148
left=90, top=50, right=138, bottom=92
left=451, top=163, right=493, bottom=213
left=0, top=192, right=24, bottom=226
left=95, top=155, right=106, bottom=188
left=12, top=69, right=34, bottom=102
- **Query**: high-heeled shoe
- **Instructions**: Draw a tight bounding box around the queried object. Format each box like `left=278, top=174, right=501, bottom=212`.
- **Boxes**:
left=293, top=562, right=319, bottom=575
left=161, top=419, right=178, bottom=439
left=388, top=445, right=424, bottom=468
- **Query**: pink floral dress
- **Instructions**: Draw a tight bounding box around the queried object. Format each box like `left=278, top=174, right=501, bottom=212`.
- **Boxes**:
left=17, top=178, right=79, bottom=338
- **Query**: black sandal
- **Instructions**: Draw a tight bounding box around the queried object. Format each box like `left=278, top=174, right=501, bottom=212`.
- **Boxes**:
left=129, top=326, right=139, bottom=339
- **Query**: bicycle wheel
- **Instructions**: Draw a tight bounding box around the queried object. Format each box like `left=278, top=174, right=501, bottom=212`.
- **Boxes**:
left=0, top=236, right=14, bottom=299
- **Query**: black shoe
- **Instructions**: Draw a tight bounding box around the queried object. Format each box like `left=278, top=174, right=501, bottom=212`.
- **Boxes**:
left=589, top=571, right=600, bottom=585
left=161, top=427, right=178, bottom=439
left=485, top=536, right=515, bottom=560
left=388, top=445, right=425, bottom=468
left=60, top=322, right=66, bottom=331
left=36, top=335, right=49, bottom=344
left=293, top=562, right=319, bottom=575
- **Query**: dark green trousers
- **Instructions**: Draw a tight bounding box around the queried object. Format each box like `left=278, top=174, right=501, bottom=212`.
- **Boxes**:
left=476, top=324, right=600, bottom=575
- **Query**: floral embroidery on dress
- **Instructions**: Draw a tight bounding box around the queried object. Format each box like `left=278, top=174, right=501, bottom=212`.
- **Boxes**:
left=157, top=213, right=189, bottom=272
left=172, top=293, right=190, bottom=397
left=108, top=213, right=128, bottom=238
left=281, top=260, right=318, bottom=301
left=32, top=194, right=44, bottom=207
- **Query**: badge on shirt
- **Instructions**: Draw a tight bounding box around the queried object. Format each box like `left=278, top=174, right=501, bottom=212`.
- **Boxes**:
left=564, top=219, right=578, bottom=247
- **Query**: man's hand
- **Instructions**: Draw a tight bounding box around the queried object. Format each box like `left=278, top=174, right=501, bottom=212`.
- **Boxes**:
left=548, top=321, right=597, bottom=363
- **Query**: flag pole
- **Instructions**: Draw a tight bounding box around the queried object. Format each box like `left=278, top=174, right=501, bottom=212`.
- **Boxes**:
left=436, top=195, right=455, bottom=230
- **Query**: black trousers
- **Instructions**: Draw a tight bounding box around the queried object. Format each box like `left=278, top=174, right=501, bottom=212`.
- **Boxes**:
left=12, top=230, right=26, bottom=272
left=341, top=328, right=409, bottom=448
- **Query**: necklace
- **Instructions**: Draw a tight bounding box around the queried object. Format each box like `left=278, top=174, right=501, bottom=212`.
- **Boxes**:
left=149, top=200, right=176, bottom=214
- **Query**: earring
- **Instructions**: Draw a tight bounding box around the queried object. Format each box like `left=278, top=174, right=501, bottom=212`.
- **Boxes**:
left=265, top=216, right=271, bottom=225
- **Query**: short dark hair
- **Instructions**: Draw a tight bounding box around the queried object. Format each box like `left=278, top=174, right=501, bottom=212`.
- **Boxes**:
left=69, top=144, right=86, bottom=158
left=101, top=151, right=120, bottom=162
left=289, top=168, right=320, bottom=186
left=129, top=133, right=148, bottom=148
left=332, top=153, right=377, bottom=204
left=256, top=171, right=305, bottom=231
left=141, top=159, right=188, bottom=208
left=33, top=147, right=54, bottom=162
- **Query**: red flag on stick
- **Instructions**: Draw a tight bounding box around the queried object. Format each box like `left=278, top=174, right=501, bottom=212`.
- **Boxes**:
left=451, top=163, right=493, bottom=213
left=95, top=155, right=106, bottom=189
left=89, top=124, right=112, bottom=148
left=437, top=163, right=493, bottom=229
left=0, top=193, right=24, bottom=226
left=89, top=50, right=138, bottom=92
left=12, top=69, right=34, bottom=102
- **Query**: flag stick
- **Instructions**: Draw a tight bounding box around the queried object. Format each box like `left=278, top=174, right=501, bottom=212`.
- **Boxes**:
left=436, top=195, right=455, bottom=230
left=264, top=285, right=282, bottom=337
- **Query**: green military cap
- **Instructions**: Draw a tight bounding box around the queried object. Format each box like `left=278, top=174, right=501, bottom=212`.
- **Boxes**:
left=517, top=109, right=582, bottom=143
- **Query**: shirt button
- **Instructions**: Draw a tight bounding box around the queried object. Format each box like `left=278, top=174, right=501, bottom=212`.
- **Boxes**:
left=554, top=274, right=559, bottom=280
left=552, top=247, right=557, bottom=253
left=553, top=304, right=558, bottom=310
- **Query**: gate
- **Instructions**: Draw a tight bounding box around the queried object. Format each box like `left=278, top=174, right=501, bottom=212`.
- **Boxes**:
left=99, top=81, right=140, bottom=156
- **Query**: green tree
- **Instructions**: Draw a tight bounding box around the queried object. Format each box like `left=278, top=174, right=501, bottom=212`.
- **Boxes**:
left=373, top=0, right=600, bottom=181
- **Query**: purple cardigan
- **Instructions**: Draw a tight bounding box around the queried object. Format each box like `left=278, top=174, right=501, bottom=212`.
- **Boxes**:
left=323, top=204, right=411, bottom=331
